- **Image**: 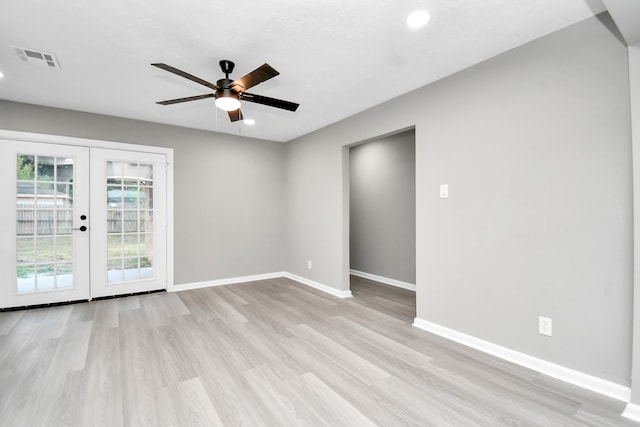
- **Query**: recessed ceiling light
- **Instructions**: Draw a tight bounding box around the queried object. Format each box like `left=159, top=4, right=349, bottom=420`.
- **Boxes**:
left=407, top=10, right=430, bottom=28
left=244, top=118, right=255, bottom=125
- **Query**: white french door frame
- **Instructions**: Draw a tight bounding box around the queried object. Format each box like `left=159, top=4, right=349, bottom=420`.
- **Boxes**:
left=0, top=129, right=175, bottom=304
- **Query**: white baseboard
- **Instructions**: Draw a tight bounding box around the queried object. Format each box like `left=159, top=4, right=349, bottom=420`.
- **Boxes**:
left=350, top=269, right=416, bottom=291
left=283, top=272, right=353, bottom=298
left=412, top=318, right=631, bottom=403
left=171, top=271, right=353, bottom=299
left=623, top=403, right=640, bottom=422
left=169, top=272, right=286, bottom=291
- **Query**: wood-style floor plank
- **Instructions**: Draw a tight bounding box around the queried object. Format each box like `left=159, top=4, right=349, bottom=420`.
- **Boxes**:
left=0, top=276, right=637, bottom=426
left=0, top=309, right=24, bottom=335
left=173, top=377, right=225, bottom=427
left=286, top=371, right=377, bottom=427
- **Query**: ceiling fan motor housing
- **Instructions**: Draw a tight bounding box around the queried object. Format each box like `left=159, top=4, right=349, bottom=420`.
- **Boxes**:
left=215, top=79, right=239, bottom=99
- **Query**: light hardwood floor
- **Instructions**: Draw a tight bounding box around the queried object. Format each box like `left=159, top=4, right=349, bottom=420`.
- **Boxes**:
left=0, top=276, right=636, bottom=426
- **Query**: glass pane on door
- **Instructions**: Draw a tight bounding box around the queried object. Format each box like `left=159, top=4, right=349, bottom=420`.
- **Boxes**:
left=105, top=161, right=154, bottom=284
left=16, top=154, right=76, bottom=292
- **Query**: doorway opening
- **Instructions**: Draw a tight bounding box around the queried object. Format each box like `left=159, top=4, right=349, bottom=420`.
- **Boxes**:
left=347, top=128, right=416, bottom=319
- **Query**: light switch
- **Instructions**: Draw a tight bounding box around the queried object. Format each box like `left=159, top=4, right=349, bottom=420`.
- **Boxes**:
left=440, top=184, right=448, bottom=198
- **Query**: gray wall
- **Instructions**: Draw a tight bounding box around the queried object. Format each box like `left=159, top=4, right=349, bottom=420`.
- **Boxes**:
left=284, top=13, right=632, bottom=385
left=349, top=130, right=416, bottom=284
left=0, top=100, right=286, bottom=286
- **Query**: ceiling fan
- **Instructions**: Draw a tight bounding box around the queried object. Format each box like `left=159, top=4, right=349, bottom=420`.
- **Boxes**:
left=151, top=60, right=299, bottom=122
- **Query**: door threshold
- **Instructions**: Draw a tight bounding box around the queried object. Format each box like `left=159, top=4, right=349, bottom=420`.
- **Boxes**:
left=0, top=289, right=166, bottom=311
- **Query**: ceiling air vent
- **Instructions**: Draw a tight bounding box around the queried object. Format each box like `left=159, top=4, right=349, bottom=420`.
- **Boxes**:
left=10, top=45, right=61, bottom=69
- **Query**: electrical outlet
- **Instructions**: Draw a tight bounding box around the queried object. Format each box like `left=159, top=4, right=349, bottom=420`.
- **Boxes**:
left=539, top=316, right=552, bottom=336
left=307, top=260, right=312, bottom=269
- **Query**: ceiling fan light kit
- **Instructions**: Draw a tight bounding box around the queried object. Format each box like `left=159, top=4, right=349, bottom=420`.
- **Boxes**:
left=152, top=59, right=299, bottom=122
left=214, top=89, right=241, bottom=111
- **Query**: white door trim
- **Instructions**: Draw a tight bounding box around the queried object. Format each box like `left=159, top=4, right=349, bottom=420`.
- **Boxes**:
left=0, top=129, right=175, bottom=295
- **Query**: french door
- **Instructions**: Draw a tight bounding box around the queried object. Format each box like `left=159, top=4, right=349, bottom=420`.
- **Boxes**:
left=0, top=140, right=167, bottom=308
left=90, top=148, right=166, bottom=298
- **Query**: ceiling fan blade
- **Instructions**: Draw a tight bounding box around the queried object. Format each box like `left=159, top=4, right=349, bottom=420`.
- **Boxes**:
left=228, top=109, right=244, bottom=122
left=230, top=63, right=279, bottom=92
left=156, top=93, right=215, bottom=105
left=151, top=63, right=219, bottom=90
left=241, top=92, right=299, bottom=112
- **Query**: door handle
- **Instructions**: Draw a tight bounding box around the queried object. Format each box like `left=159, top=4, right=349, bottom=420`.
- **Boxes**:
left=73, top=225, right=88, bottom=232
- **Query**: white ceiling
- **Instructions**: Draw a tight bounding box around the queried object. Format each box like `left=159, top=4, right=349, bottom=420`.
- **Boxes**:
left=0, top=0, right=608, bottom=142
